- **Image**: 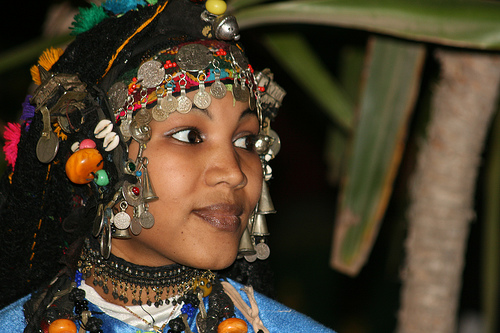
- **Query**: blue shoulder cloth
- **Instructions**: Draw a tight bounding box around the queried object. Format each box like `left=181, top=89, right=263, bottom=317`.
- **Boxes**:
left=0, top=280, right=336, bottom=333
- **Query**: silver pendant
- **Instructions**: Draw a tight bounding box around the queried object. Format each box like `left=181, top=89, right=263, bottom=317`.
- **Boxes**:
left=139, top=210, right=155, bottom=229
left=176, top=44, right=212, bottom=71
left=193, top=76, right=211, bottom=109
left=177, top=79, right=192, bottom=114
left=230, top=44, right=248, bottom=69
left=161, top=85, right=178, bottom=115
left=232, top=79, right=249, bottom=102
left=108, top=81, right=128, bottom=111
left=134, top=106, right=153, bottom=125
left=36, top=106, right=59, bottom=163
left=137, top=60, right=165, bottom=88
left=130, top=217, right=142, bottom=236
left=255, top=242, right=270, bottom=260
left=152, top=95, right=168, bottom=122
left=114, top=212, right=131, bottom=229
left=210, top=70, right=226, bottom=99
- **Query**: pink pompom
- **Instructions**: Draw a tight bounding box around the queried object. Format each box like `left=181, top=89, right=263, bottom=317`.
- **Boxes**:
left=3, top=122, right=21, bottom=170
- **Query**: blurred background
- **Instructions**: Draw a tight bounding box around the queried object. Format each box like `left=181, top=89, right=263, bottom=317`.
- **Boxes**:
left=2, top=1, right=500, bottom=332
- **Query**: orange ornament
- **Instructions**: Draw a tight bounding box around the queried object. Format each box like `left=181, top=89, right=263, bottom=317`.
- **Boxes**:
left=65, top=148, right=104, bottom=184
left=48, top=319, right=77, bottom=333
left=217, top=318, right=248, bottom=333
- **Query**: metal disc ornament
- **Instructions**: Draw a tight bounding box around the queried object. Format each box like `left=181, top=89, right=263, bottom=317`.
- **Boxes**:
left=232, top=83, right=249, bottom=102
left=194, top=90, right=211, bottom=109
left=130, top=217, right=142, bottom=235
left=177, top=95, right=192, bottom=114
left=152, top=104, right=170, bottom=122
left=162, top=94, right=178, bottom=114
left=122, top=181, right=143, bottom=207
left=176, top=44, right=212, bottom=71
left=36, top=132, right=59, bottom=163
left=139, top=210, right=155, bottom=229
left=255, top=242, right=270, bottom=260
left=113, top=211, right=131, bottom=229
left=108, top=81, right=128, bottom=111
left=137, top=60, right=165, bottom=88
left=244, top=253, right=258, bottom=262
left=230, top=44, right=248, bottom=69
left=210, top=80, right=227, bottom=99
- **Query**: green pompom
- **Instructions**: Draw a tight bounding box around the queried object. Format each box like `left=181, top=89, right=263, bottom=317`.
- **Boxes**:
left=70, top=3, right=109, bottom=36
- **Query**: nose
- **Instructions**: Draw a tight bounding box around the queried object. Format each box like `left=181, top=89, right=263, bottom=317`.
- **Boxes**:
left=204, top=144, right=247, bottom=189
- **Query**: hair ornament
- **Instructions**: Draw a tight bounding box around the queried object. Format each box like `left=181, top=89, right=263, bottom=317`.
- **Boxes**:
left=3, top=123, right=21, bottom=169
left=70, top=3, right=109, bottom=36
left=30, top=47, right=64, bottom=85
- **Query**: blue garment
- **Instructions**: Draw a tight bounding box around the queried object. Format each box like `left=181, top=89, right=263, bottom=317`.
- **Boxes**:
left=0, top=279, right=335, bottom=333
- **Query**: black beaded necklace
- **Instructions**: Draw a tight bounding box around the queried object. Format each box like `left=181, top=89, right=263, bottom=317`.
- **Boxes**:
left=77, top=238, right=207, bottom=307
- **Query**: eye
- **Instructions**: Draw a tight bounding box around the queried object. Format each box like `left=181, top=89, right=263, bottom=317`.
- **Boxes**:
left=233, top=135, right=257, bottom=151
left=171, top=128, right=203, bottom=144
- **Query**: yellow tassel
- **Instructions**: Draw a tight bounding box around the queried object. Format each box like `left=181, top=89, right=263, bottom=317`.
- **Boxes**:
left=30, top=47, right=64, bottom=85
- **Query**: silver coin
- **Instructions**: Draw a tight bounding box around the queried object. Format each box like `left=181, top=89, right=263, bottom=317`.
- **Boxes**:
left=176, top=44, right=212, bottom=71
left=177, top=95, right=192, bottom=113
left=113, top=211, right=131, bottom=229
left=244, top=253, right=257, bottom=263
left=120, top=119, right=132, bottom=141
left=130, top=218, right=142, bottom=236
left=134, top=108, right=153, bottom=125
left=230, top=44, right=248, bottom=69
left=162, top=95, right=178, bottom=114
left=36, top=132, right=59, bottom=163
left=130, top=120, right=151, bottom=143
left=137, top=60, right=165, bottom=88
left=233, top=84, right=249, bottom=102
left=269, top=129, right=281, bottom=157
left=152, top=103, right=170, bottom=122
left=108, top=81, right=128, bottom=111
left=255, top=242, right=270, bottom=260
left=210, top=81, right=227, bottom=99
left=193, top=90, right=211, bottom=109
left=139, top=210, right=155, bottom=229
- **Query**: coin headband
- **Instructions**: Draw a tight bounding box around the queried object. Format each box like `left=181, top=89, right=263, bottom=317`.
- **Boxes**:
left=107, top=40, right=260, bottom=129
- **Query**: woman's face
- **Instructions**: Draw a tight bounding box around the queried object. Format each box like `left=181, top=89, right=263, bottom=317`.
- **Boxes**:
left=112, top=91, right=262, bottom=270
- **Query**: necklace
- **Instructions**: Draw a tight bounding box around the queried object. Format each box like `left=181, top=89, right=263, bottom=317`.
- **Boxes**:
left=78, top=238, right=209, bottom=307
left=122, top=303, right=179, bottom=333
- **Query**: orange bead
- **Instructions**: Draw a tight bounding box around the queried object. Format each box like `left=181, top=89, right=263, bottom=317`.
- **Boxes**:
left=218, top=318, right=248, bottom=333
left=65, top=148, right=104, bottom=184
left=48, top=319, right=77, bottom=333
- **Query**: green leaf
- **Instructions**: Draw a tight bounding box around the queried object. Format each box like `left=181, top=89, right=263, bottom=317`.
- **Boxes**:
left=236, top=0, right=500, bottom=50
left=331, top=36, right=426, bottom=275
left=262, top=32, right=354, bottom=130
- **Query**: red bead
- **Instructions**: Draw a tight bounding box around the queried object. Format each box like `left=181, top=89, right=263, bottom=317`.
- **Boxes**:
left=132, top=186, right=140, bottom=196
left=258, top=86, right=265, bottom=92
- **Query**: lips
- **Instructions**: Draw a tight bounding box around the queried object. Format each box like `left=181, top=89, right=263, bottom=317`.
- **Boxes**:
left=193, top=203, right=243, bottom=232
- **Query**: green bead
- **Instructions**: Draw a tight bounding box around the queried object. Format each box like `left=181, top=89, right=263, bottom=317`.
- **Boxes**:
left=94, top=169, right=109, bottom=186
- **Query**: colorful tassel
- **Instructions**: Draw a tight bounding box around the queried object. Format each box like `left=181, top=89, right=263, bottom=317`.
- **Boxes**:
left=71, top=3, right=109, bottom=36
left=3, top=123, right=21, bottom=170
left=103, top=0, right=147, bottom=15
left=21, top=95, right=35, bottom=130
left=30, top=47, right=64, bottom=85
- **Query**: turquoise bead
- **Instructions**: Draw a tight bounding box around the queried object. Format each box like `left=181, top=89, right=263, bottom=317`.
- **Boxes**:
left=94, top=169, right=109, bottom=186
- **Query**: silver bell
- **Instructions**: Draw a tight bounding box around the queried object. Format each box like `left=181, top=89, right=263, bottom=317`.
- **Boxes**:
left=213, top=15, right=240, bottom=41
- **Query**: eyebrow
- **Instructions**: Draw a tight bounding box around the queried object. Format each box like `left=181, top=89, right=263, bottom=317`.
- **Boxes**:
left=190, top=106, right=257, bottom=122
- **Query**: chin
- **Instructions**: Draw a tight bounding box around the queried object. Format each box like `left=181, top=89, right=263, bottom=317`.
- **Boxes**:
left=184, top=247, right=239, bottom=271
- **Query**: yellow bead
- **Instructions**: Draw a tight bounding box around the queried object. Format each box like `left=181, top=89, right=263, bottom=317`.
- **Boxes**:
left=48, top=319, right=77, bottom=333
left=194, top=277, right=213, bottom=297
left=65, top=148, right=104, bottom=184
left=217, top=318, right=248, bottom=333
left=206, top=0, right=227, bottom=15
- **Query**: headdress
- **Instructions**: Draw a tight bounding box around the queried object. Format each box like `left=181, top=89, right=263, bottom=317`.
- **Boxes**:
left=0, top=0, right=284, bottom=309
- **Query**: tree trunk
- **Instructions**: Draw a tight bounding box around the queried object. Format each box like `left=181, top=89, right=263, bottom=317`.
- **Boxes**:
left=397, top=49, right=500, bottom=333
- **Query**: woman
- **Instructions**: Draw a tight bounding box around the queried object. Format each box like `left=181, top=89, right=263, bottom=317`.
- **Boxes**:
left=0, top=1, right=335, bottom=332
